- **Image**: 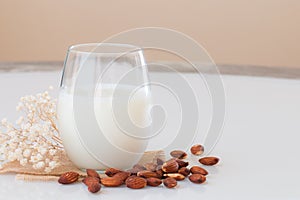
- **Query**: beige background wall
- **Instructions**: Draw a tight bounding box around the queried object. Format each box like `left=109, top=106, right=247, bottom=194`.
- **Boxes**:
left=0, top=0, right=299, bottom=67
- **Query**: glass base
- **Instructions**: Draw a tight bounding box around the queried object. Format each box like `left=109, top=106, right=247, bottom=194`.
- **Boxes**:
left=80, top=168, right=106, bottom=174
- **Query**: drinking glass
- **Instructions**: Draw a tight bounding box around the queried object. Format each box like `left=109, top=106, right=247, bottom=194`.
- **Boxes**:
left=57, top=43, right=151, bottom=170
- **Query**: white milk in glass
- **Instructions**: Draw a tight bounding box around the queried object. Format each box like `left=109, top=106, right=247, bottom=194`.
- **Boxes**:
left=57, top=84, right=151, bottom=170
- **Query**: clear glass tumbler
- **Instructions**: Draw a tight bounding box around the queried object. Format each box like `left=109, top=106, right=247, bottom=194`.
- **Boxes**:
left=57, top=43, right=151, bottom=170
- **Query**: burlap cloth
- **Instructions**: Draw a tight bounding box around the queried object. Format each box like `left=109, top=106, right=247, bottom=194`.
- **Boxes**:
left=0, top=150, right=165, bottom=181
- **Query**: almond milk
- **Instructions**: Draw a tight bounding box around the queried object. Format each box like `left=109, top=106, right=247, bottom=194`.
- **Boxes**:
left=57, top=84, right=151, bottom=170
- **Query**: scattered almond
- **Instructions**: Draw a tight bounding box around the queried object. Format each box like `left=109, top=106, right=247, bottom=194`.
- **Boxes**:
left=88, top=183, right=101, bottom=193
left=189, top=174, right=206, bottom=184
left=105, top=168, right=122, bottom=177
left=163, top=173, right=185, bottom=181
left=137, top=170, right=160, bottom=178
left=190, top=144, right=204, bottom=155
left=170, top=150, right=188, bottom=159
left=163, top=177, right=177, bottom=188
left=156, top=169, right=164, bottom=179
left=175, top=159, right=189, bottom=168
left=162, top=159, right=179, bottom=173
left=57, top=144, right=221, bottom=194
left=101, top=177, right=123, bottom=187
left=178, top=167, right=190, bottom=177
left=199, top=157, right=219, bottom=166
left=190, top=166, right=208, bottom=176
left=58, top=172, right=79, bottom=184
left=125, top=176, right=147, bottom=189
left=146, top=177, right=162, bottom=187
left=82, top=176, right=100, bottom=186
left=112, top=171, right=131, bottom=182
left=86, top=169, right=100, bottom=180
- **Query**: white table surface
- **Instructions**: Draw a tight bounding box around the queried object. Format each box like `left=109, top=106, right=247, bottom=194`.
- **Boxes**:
left=0, top=71, right=299, bottom=199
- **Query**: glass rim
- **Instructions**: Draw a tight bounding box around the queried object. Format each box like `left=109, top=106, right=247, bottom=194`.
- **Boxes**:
left=68, top=43, right=142, bottom=54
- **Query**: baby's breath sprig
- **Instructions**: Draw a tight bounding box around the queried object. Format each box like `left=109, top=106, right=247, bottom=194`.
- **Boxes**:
left=0, top=88, right=63, bottom=173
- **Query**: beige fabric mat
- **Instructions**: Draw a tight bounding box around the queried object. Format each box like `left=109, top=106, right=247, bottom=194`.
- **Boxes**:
left=0, top=150, right=165, bottom=181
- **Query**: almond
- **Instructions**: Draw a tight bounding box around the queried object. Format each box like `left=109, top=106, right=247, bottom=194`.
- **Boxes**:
left=125, top=176, right=147, bottom=189
left=82, top=176, right=100, bottom=186
left=163, top=173, right=185, bottom=181
left=199, top=157, right=219, bottom=166
left=155, top=169, right=164, bottom=178
left=101, top=177, right=123, bottom=187
left=190, top=166, right=208, bottom=176
left=163, top=177, right=177, bottom=188
left=189, top=174, right=206, bottom=184
left=190, top=144, right=204, bottom=155
left=113, top=171, right=130, bottom=182
left=86, top=169, right=100, bottom=180
left=105, top=168, right=121, bottom=177
left=162, top=159, right=179, bottom=173
left=88, top=183, right=101, bottom=193
left=178, top=167, right=190, bottom=176
left=137, top=170, right=160, bottom=178
left=175, top=159, right=189, bottom=168
left=170, top=150, right=187, bottom=159
left=146, top=177, right=162, bottom=187
left=58, top=172, right=79, bottom=184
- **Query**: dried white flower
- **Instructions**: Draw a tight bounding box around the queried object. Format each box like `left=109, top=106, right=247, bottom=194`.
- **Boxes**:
left=20, top=158, right=28, bottom=166
left=30, top=155, right=39, bottom=163
left=16, top=116, right=24, bottom=125
left=8, top=141, right=18, bottom=149
left=49, top=161, right=57, bottom=169
left=7, top=152, right=16, bottom=162
left=34, top=161, right=45, bottom=169
left=49, top=149, right=57, bottom=156
left=0, top=89, right=64, bottom=173
left=44, top=167, right=51, bottom=173
left=22, top=149, right=31, bottom=158
left=36, top=153, right=43, bottom=161
left=38, top=147, right=47, bottom=155
left=1, top=118, right=7, bottom=125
